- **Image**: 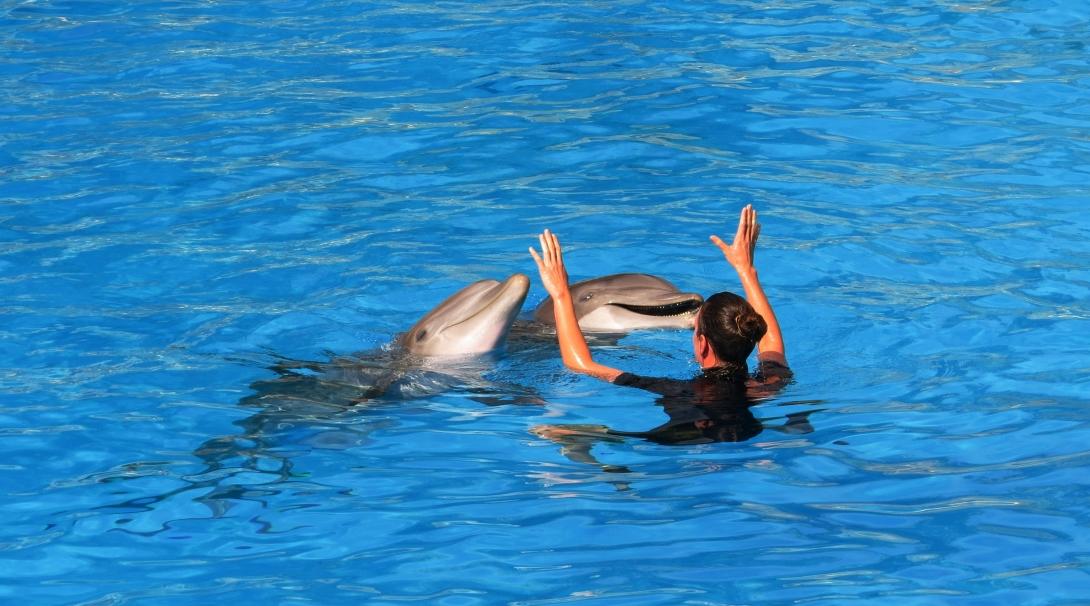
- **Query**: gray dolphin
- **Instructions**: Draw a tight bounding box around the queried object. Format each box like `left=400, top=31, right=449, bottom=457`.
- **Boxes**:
left=533, top=273, right=703, bottom=332
left=400, top=273, right=530, bottom=356
left=192, top=273, right=535, bottom=498
left=236, top=272, right=532, bottom=410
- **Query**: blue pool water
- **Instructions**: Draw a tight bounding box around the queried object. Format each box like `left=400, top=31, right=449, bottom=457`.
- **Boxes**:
left=3, top=0, right=1090, bottom=603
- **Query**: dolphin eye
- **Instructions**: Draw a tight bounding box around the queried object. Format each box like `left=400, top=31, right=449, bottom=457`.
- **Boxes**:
left=415, top=329, right=428, bottom=342
left=581, top=293, right=593, bottom=302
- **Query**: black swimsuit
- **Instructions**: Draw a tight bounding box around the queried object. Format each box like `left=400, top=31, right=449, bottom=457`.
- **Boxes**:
left=608, top=361, right=792, bottom=444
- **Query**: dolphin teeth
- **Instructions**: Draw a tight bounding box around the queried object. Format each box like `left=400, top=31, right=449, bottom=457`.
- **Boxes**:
left=611, top=300, right=701, bottom=317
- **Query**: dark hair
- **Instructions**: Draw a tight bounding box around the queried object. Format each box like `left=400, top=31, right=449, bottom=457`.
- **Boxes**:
left=697, top=292, right=767, bottom=373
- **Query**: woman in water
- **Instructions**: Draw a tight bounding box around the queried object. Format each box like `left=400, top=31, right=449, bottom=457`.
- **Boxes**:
left=529, top=205, right=792, bottom=448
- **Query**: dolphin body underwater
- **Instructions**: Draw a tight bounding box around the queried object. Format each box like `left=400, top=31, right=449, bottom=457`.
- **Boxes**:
left=193, top=274, right=538, bottom=486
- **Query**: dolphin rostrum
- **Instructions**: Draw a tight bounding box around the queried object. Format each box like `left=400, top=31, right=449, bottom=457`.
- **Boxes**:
left=533, top=273, right=703, bottom=332
left=400, top=273, right=531, bottom=356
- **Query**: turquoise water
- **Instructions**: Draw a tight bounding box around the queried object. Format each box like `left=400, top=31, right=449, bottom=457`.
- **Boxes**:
left=3, top=0, right=1090, bottom=603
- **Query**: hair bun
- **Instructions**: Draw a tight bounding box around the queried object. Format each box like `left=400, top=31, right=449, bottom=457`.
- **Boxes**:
left=699, top=292, right=767, bottom=365
left=734, top=311, right=768, bottom=343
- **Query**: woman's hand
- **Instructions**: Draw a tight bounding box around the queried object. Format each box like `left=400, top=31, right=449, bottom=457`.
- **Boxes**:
left=529, top=229, right=571, bottom=299
left=712, top=204, right=788, bottom=368
left=710, top=204, right=761, bottom=274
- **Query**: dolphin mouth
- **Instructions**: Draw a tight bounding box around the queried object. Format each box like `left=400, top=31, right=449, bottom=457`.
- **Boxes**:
left=610, top=299, right=702, bottom=317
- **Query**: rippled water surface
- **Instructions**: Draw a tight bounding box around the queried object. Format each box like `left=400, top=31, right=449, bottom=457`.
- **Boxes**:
left=3, top=0, right=1090, bottom=604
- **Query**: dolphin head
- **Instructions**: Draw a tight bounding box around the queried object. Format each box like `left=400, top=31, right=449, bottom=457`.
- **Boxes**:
left=533, top=273, right=704, bottom=332
left=400, top=273, right=530, bottom=356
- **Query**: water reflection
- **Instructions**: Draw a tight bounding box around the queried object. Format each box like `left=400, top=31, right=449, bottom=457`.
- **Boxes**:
left=78, top=348, right=546, bottom=527
left=534, top=389, right=821, bottom=474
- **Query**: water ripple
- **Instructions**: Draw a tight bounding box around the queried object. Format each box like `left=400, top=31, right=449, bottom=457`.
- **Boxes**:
left=3, top=0, right=1090, bottom=604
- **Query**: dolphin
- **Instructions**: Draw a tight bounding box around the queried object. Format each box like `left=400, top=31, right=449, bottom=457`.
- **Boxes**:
left=400, top=273, right=530, bottom=356
left=188, top=273, right=536, bottom=511
left=233, top=272, right=533, bottom=411
left=532, top=273, right=703, bottom=332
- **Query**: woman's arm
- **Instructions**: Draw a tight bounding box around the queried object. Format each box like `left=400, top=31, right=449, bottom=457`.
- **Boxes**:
left=529, top=230, right=623, bottom=382
left=710, top=205, right=788, bottom=368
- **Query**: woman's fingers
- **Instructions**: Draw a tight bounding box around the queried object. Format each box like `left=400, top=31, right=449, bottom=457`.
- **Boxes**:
left=543, top=229, right=554, bottom=264
left=542, top=230, right=551, bottom=260
left=533, top=229, right=566, bottom=269
left=538, top=233, right=551, bottom=265
left=710, top=206, right=762, bottom=265
left=734, top=206, right=747, bottom=243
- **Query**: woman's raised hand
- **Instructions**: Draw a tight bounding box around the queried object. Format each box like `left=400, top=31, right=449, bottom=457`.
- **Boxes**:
left=529, top=229, right=571, bottom=299
left=710, top=204, right=761, bottom=274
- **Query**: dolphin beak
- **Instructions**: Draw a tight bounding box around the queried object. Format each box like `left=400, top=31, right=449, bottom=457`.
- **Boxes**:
left=607, top=290, right=704, bottom=316
left=502, top=273, right=531, bottom=295
left=454, top=273, right=529, bottom=327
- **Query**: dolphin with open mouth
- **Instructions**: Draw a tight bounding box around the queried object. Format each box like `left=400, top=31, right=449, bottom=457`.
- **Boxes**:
left=532, top=273, right=704, bottom=332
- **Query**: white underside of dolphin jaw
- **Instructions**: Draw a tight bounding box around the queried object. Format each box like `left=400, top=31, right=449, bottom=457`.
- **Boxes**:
left=577, top=305, right=698, bottom=332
